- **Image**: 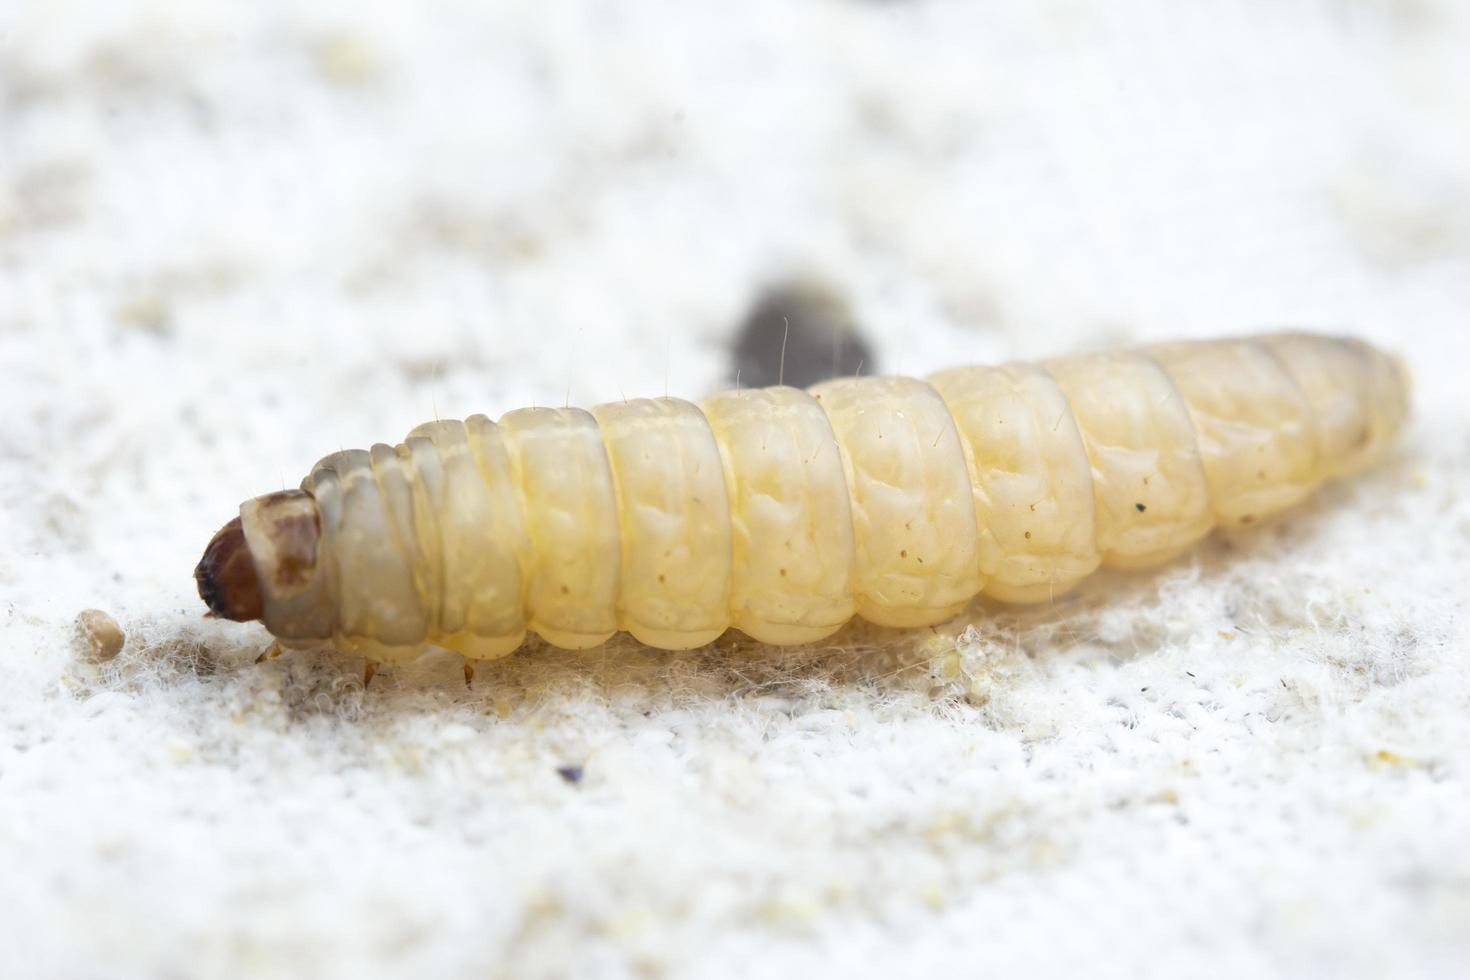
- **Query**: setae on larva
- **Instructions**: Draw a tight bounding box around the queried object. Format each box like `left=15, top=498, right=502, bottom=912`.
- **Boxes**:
left=196, top=332, right=1409, bottom=678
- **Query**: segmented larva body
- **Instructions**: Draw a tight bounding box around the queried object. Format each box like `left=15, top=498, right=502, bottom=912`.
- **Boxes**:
left=196, top=333, right=1409, bottom=667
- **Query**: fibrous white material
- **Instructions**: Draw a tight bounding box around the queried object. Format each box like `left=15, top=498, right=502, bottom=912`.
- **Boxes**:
left=4, top=1, right=1469, bottom=977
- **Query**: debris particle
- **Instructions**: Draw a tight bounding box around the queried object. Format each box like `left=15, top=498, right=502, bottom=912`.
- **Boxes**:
left=556, top=765, right=584, bottom=785
left=73, top=609, right=124, bottom=661
left=114, top=292, right=172, bottom=335
left=731, top=280, right=874, bottom=389
left=314, top=33, right=381, bottom=88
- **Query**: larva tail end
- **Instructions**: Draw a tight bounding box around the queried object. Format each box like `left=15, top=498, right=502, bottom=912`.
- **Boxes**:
left=196, top=516, right=265, bottom=623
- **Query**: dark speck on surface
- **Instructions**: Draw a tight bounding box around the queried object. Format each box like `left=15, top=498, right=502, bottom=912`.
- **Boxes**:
left=731, top=280, right=874, bottom=389
left=556, top=765, right=584, bottom=785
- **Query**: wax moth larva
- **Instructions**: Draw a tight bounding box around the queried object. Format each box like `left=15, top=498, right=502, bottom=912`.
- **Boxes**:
left=196, top=331, right=1409, bottom=679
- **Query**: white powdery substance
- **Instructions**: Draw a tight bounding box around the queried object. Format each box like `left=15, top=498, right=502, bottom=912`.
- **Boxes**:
left=3, top=1, right=1470, bottom=978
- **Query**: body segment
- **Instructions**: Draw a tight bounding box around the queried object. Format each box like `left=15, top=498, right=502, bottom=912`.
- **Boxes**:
left=701, top=386, right=856, bottom=645
left=1044, top=350, right=1214, bottom=569
left=500, top=407, right=621, bottom=650
left=591, top=397, right=733, bottom=650
left=197, top=332, right=1411, bottom=666
left=809, top=375, right=981, bottom=628
left=927, top=363, right=1099, bottom=603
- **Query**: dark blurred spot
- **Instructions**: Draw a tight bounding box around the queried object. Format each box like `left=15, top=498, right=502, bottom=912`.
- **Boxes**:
left=731, top=281, right=875, bottom=389
left=556, top=765, right=584, bottom=785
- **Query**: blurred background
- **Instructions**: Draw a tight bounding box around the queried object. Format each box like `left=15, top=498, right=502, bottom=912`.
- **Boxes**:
left=3, top=1, right=1469, bottom=977
left=7, top=1, right=1468, bottom=464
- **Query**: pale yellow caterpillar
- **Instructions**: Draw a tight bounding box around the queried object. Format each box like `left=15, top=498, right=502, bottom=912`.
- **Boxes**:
left=196, top=332, right=1409, bottom=679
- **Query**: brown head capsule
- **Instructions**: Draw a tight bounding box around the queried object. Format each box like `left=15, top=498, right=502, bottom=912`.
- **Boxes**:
left=196, top=490, right=330, bottom=641
left=195, top=517, right=264, bottom=622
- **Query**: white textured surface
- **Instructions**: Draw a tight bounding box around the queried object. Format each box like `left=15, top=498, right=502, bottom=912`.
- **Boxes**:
left=4, top=2, right=1470, bottom=977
